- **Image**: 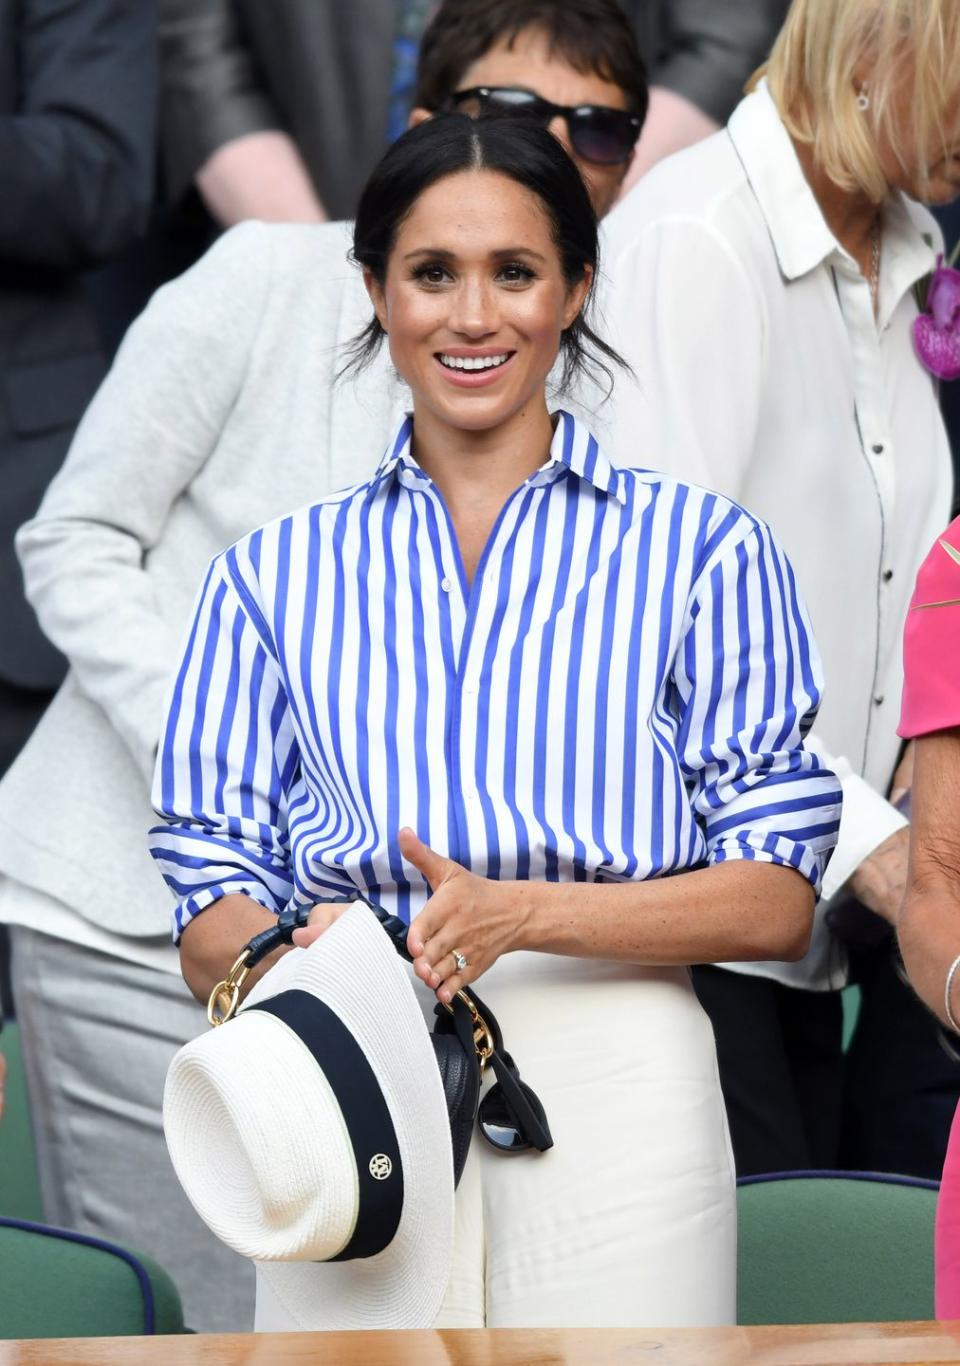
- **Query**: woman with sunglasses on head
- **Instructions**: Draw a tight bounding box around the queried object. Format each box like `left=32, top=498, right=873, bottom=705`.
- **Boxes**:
left=150, top=115, right=840, bottom=1331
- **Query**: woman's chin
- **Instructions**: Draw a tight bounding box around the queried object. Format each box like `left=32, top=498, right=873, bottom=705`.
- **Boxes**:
left=413, top=385, right=543, bottom=435
left=918, top=164, right=960, bottom=205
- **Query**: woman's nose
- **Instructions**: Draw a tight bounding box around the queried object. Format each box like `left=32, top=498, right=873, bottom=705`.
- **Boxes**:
left=448, top=280, right=498, bottom=336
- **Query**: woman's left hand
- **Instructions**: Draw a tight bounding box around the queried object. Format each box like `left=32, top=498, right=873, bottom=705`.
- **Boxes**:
left=400, top=827, right=529, bottom=1002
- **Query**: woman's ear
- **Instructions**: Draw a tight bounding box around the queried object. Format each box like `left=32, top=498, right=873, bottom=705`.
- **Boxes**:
left=562, top=264, right=594, bottom=331
left=407, top=107, right=432, bottom=129
left=363, top=267, right=389, bottom=334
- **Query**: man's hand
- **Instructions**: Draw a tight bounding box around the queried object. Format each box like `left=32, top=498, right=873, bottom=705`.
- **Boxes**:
left=401, top=829, right=528, bottom=1003
left=846, top=826, right=911, bottom=926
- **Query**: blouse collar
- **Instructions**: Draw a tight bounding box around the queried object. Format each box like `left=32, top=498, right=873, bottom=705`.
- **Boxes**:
left=727, top=81, right=936, bottom=307
left=373, top=409, right=626, bottom=504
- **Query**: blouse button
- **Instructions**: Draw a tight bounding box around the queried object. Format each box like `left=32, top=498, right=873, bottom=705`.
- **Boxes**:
left=882, top=569, right=893, bottom=582
left=874, top=694, right=885, bottom=706
left=440, top=577, right=452, bottom=593
left=872, top=444, right=885, bottom=455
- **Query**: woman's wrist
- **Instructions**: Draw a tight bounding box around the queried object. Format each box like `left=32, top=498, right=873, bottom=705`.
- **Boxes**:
left=179, top=892, right=285, bottom=1005
left=507, top=879, right=540, bottom=952
left=508, top=878, right=576, bottom=954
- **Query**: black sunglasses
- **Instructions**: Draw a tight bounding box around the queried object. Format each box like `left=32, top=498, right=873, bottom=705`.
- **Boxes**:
left=449, top=85, right=642, bottom=166
left=478, top=1046, right=553, bottom=1154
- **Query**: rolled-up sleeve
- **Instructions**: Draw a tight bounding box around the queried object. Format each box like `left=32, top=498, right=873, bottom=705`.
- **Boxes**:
left=674, top=517, right=842, bottom=895
left=148, top=549, right=300, bottom=940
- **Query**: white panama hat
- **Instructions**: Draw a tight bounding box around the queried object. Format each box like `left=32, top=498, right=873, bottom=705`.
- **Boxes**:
left=163, top=901, right=455, bottom=1330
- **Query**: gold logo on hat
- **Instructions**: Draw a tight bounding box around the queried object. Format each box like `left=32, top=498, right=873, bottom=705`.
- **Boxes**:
left=369, top=1154, right=393, bottom=1180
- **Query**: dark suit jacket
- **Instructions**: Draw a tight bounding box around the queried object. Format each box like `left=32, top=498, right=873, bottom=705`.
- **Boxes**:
left=0, top=0, right=157, bottom=691
left=160, top=0, right=791, bottom=222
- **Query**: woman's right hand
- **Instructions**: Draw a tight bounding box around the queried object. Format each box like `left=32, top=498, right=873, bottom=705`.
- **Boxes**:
left=291, top=901, right=350, bottom=949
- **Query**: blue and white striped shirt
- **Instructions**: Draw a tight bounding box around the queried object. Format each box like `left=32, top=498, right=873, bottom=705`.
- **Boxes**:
left=149, top=412, right=841, bottom=940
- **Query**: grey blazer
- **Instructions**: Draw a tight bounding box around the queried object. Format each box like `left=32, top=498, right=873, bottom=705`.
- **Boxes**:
left=159, top=0, right=791, bottom=219
left=0, top=222, right=407, bottom=935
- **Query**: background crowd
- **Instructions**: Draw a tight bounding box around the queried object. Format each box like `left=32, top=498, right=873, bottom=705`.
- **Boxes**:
left=1, top=0, right=959, bottom=1337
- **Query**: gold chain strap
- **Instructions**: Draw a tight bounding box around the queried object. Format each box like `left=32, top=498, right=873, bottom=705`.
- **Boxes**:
left=451, top=990, right=495, bottom=1074
left=207, top=950, right=254, bottom=1027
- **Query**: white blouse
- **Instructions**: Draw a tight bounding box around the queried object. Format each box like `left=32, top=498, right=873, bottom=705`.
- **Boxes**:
left=596, top=83, right=953, bottom=989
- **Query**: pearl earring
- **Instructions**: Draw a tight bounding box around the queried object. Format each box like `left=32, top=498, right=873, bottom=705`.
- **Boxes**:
left=856, top=87, right=870, bottom=111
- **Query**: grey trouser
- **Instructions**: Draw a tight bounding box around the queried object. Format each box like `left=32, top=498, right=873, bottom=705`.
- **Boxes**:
left=10, top=927, right=254, bottom=1331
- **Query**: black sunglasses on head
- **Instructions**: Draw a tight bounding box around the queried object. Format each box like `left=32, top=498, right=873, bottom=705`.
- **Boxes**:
left=449, top=85, right=642, bottom=165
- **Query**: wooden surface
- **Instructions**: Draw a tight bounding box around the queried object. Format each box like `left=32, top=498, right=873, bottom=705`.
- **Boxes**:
left=2, top=1322, right=960, bottom=1365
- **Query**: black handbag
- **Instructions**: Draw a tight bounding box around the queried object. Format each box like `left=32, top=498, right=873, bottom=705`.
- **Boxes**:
left=207, top=892, right=553, bottom=1185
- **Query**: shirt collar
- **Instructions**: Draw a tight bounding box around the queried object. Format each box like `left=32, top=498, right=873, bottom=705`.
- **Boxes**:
left=727, top=83, right=838, bottom=281
left=373, top=410, right=626, bottom=504
left=727, top=81, right=936, bottom=297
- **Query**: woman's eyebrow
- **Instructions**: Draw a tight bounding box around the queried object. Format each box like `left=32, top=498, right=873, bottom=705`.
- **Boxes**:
left=402, top=247, right=456, bottom=261
left=491, top=247, right=548, bottom=263
left=401, top=246, right=548, bottom=262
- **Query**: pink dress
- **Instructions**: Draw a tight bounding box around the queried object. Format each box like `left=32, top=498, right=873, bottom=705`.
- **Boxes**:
left=899, top=515, right=960, bottom=1318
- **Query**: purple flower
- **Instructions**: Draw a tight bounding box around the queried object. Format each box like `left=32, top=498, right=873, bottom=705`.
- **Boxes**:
left=913, top=254, right=960, bottom=381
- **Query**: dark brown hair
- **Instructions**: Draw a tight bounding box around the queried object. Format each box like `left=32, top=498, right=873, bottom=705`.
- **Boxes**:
left=414, top=0, right=648, bottom=119
left=342, top=114, right=628, bottom=396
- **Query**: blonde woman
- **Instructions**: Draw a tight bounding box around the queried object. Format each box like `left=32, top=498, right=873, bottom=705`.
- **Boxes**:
left=599, top=0, right=960, bottom=1177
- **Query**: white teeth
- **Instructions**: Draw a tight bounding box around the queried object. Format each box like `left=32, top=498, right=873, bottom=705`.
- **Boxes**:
left=438, top=353, right=511, bottom=371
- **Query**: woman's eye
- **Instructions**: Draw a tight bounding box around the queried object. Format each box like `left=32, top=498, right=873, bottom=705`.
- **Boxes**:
left=498, top=263, right=536, bottom=285
left=412, top=264, right=450, bottom=286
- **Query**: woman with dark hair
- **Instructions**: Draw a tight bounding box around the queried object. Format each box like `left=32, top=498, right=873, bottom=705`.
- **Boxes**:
left=151, top=115, right=841, bottom=1330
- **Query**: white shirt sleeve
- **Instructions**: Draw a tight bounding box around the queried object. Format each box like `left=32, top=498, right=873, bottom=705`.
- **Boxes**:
left=15, top=221, right=276, bottom=782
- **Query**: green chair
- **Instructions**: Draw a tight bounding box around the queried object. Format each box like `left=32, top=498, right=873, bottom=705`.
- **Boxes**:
left=0, top=1022, right=43, bottom=1222
left=737, top=1172, right=938, bottom=1325
left=0, top=1218, right=187, bottom=1338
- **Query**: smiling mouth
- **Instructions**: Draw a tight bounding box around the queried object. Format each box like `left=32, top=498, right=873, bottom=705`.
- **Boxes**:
left=436, top=351, right=514, bottom=371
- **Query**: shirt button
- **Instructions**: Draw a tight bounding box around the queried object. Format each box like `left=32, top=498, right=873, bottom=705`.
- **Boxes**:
left=872, top=443, right=885, bottom=455
left=874, top=694, right=885, bottom=706
left=440, top=577, right=451, bottom=593
left=882, top=569, right=893, bottom=582
left=463, top=681, right=479, bottom=696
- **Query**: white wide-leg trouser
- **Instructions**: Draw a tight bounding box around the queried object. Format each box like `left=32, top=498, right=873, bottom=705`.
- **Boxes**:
left=257, top=950, right=736, bottom=1330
